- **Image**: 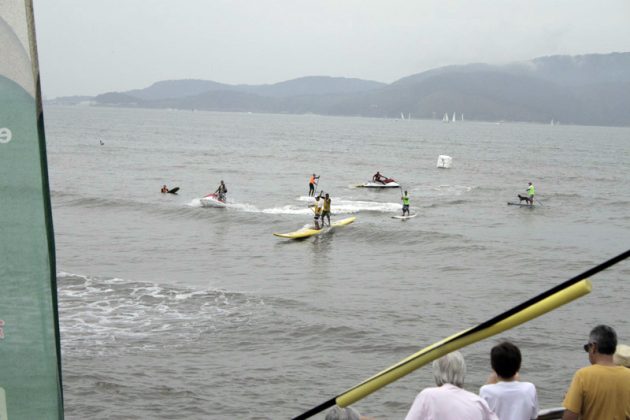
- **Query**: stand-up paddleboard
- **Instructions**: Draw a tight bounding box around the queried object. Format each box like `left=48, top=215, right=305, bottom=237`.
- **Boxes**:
left=167, top=187, right=180, bottom=194
left=200, top=193, right=226, bottom=208
left=273, top=216, right=356, bottom=239
left=507, top=202, right=535, bottom=207
left=391, top=213, right=417, bottom=219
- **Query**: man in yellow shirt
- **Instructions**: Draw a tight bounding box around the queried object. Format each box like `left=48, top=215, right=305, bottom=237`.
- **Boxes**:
left=562, top=325, right=630, bottom=420
left=321, top=193, right=332, bottom=226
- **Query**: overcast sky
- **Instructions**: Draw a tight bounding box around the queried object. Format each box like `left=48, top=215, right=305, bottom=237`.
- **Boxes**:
left=33, top=0, right=630, bottom=98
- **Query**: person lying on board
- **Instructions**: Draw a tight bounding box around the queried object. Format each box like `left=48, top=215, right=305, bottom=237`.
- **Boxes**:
left=161, top=185, right=169, bottom=193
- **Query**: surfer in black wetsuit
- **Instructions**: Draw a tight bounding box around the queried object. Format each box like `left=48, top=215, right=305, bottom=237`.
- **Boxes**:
left=215, top=180, right=227, bottom=202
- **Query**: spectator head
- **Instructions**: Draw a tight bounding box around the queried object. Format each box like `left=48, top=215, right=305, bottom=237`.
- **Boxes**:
left=432, top=351, right=466, bottom=387
left=490, top=341, right=522, bottom=379
left=613, top=344, right=630, bottom=368
left=588, top=325, right=617, bottom=355
left=325, top=406, right=361, bottom=420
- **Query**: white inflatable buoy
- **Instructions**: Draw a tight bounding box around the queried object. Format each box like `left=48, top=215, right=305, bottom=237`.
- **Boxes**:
left=437, top=155, right=452, bottom=168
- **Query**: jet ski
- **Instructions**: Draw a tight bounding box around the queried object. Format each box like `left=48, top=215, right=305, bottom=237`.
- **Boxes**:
left=356, top=177, right=400, bottom=188
left=200, top=193, right=226, bottom=208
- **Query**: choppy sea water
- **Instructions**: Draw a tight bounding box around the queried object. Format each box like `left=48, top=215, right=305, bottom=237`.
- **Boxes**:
left=45, top=106, right=630, bottom=419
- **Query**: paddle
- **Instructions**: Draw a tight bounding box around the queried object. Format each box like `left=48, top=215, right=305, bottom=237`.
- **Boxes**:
left=535, top=198, right=544, bottom=206
left=291, top=249, right=630, bottom=420
left=313, top=176, right=320, bottom=197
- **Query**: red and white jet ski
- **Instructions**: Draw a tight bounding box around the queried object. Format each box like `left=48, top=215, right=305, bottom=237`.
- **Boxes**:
left=200, top=193, right=226, bottom=208
left=356, top=177, right=400, bottom=188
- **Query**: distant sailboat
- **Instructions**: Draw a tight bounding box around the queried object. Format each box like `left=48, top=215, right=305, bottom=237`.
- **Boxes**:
left=461, top=113, right=464, bottom=122
left=401, top=112, right=405, bottom=120
left=442, top=113, right=449, bottom=123
left=452, top=112, right=456, bottom=122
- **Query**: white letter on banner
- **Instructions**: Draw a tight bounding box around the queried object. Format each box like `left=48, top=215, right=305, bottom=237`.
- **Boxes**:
left=0, top=127, right=12, bottom=144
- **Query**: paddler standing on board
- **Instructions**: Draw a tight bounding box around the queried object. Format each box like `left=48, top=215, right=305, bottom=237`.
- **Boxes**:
left=401, top=190, right=410, bottom=216
left=312, top=192, right=324, bottom=228
left=321, top=193, right=332, bottom=226
left=308, top=173, right=320, bottom=197
left=526, top=182, right=535, bottom=206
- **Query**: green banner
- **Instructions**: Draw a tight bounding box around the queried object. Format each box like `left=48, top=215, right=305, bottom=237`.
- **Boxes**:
left=0, top=2, right=64, bottom=419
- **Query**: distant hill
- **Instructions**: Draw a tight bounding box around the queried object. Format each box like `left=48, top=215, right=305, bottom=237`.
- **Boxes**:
left=50, top=52, right=630, bottom=126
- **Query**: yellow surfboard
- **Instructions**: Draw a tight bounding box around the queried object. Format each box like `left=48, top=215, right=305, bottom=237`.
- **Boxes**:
left=273, top=217, right=356, bottom=239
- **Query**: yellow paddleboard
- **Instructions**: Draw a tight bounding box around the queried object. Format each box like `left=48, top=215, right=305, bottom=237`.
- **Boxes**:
left=273, top=217, right=356, bottom=239
left=330, top=216, right=356, bottom=227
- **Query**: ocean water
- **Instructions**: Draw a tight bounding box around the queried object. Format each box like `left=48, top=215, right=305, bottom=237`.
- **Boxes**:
left=45, top=106, right=630, bottom=419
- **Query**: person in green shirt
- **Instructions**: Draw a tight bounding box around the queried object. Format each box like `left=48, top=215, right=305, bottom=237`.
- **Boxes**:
left=526, top=182, right=535, bottom=206
left=402, top=190, right=410, bottom=216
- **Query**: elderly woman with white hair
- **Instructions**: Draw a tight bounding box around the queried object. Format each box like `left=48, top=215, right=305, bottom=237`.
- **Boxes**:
left=404, top=351, right=498, bottom=420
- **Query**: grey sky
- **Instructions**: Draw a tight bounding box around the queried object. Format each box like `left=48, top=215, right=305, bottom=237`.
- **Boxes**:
left=33, top=0, right=630, bottom=98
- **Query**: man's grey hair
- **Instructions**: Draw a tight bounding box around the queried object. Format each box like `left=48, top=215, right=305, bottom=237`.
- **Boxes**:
left=325, top=406, right=361, bottom=420
left=590, top=324, right=617, bottom=355
left=432, top=351, right=466, bottom=387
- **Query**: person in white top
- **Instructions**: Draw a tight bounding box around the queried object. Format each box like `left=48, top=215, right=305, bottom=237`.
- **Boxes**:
left=479, top=341, right=538, bottom=420
left=405, top=351, right=498, bottom=420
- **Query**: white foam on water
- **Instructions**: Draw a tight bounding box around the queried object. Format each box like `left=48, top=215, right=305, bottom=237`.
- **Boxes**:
left=297, top=195, right=316, bottom=202
left=228, top=202, right=262, bottom=212
left=187, top=198, right=203, bottom=207
left=187, top=195, right=402, bottom=215
left=261, top=205, right=313, bottom=215
left=56, top=272, right=265, bottom=354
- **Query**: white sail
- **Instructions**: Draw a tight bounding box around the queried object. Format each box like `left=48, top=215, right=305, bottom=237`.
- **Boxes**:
left=442, top=112, right=449, bottom=123
left=452, top=112, right=456, bottom=122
